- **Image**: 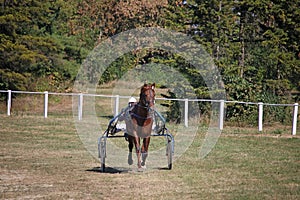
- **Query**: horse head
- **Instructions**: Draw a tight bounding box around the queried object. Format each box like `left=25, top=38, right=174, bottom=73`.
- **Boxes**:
left=139, top=83, right=155, bottom=108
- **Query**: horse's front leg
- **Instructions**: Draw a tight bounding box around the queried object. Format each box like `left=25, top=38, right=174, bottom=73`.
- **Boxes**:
left=133, top=136, right=141, bottom=168
left=141, top=137, right=150, bottom=167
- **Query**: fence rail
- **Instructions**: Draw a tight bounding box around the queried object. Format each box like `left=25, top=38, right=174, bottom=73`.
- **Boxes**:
left=0, top=90, right=298, bottom=135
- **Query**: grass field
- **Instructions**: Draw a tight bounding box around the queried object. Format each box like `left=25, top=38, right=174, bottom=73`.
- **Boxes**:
left=1, top=114, right=299, bottom=199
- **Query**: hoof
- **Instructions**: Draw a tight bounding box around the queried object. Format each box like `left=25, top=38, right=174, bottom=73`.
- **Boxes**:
left=141, top=153, right=147, bottom=167
left=141, top=161, right=146, bottom=167
left=141, top=164, right=146, bottom=169
left=137, top=167, right=145, bottom=172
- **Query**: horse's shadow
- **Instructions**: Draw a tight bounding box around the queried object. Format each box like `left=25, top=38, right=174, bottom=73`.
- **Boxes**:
left=86, top=166, right=171, bottom=174
left=86, top=167, right=130, bottom=174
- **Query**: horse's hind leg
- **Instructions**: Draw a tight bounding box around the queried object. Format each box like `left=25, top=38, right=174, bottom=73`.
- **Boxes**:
left=141, top=137, right=150, bottom=167
left=127, top=135, right=134, bottom=165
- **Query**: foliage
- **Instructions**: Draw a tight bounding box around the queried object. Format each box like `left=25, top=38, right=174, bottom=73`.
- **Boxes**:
left=0, top=69, right=28, bottom=91
left=161, top=91, right=182, bottom=123
left=0, top=0, right=86, bottom=92
left=0, top=0, right=299, bottom=123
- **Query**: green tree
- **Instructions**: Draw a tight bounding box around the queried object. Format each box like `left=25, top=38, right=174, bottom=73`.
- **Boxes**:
left=0, top=0, right=299, bottom=123
left=0, top=0, right=85, bottom=91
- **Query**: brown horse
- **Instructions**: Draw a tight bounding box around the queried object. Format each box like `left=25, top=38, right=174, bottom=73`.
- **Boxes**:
left=126, top=83, right=155, bottom=169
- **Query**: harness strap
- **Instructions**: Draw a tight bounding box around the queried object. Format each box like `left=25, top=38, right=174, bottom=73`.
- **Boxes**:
left=131, top=112, right=153, bottom=120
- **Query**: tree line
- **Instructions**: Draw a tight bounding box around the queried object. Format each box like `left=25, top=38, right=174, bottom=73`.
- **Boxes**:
left=0, top=0, right=299, bottom=122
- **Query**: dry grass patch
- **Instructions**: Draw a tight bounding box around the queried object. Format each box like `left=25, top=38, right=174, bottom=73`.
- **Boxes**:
left=1, top=115, right=300, bottom=199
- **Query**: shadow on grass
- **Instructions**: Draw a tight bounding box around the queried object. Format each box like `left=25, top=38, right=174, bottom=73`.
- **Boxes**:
left=86, top=167, right=130, bottom=174
left=156, top=167, right=172, bottom=171
left=87, top=166, right=172, bottom=174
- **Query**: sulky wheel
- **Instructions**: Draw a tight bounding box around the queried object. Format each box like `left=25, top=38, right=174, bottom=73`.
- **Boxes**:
left=98, top=137, right=107, bottom=172
left=166, top=140, right=173, bottom=170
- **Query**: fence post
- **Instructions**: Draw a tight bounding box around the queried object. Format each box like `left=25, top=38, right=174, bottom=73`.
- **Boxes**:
left=78, top=93, right=83, bottom=120
left=44, top=91, right=48, bottom=118
left=292, top=103, right=298, bottom=136
left=258, top=102, right=263, bottom=132
left=7, top=90, right=11, bottom=116
left=219, top=100, right=224, bottom=130
left=184, top=99, right=188, bottom=127
left=114, top=95, right=120, bottom=117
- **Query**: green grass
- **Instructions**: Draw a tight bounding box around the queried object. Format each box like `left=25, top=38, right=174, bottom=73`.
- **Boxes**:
left=0, top=115, right=299, bottom=199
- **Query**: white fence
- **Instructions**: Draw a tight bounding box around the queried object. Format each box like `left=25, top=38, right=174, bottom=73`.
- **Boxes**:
left=0, top=90, right=299, bottom=135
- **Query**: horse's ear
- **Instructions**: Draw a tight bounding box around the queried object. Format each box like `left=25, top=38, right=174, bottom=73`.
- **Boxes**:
left=151, top=83, right=155, bottom=89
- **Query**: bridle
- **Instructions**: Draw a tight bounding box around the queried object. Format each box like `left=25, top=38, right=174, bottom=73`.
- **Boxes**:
left=131, top=87, right=155, bottom=120
left=140, top=88, right=155, bottom=108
